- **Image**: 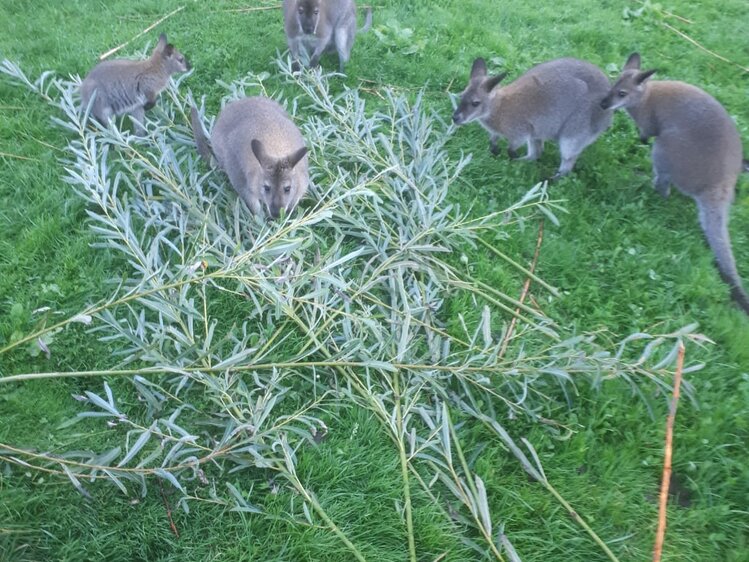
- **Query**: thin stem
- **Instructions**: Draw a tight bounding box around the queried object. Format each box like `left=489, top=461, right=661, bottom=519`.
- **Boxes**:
left=393, top=371, right=418, bottom=562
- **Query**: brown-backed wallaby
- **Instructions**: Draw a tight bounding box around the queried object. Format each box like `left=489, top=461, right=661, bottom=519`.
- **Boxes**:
left=453, top=58, right=614, bottom=179
left=601, top=53, right=749, bottom=314
left=81, top=33, right=190, bottom=135
left=190, top=97, right=309, bottom=219
left=283, top=0, right=372, bottom=73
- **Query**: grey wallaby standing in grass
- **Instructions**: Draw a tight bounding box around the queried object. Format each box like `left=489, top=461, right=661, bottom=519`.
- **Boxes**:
left=283, top=0, right=373, bottom=72
left=601, top=53, right=749, bottom=314
left=81, top=33, right=190, bottom=135
left=453, top=57, right=614, bottom=179
left=190, top=97, right=309, bottom=219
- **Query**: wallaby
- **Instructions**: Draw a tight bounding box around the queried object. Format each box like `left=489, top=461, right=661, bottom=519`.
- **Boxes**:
left=81, top=33, right=190, bottom=135
left=283, top=0, right=372, bottom=73
left=190, top=97, right=309, bottom=219
left=453, top=57, right=614, bottom=179
left=601, top=53, right=749, bottom=314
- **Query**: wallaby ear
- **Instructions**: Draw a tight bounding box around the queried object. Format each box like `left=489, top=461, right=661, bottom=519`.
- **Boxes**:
left=251, top=139, right=269, bottom=166
left=483, top=72, right=507, bottom=92
left=635, top=68, right=657, bottom=84
left=287, top=146, right=308, bottom=169
left=470, top=58, right=488, bottom=79
left=155, top=33, right=168, bottom=51
left=624, top=52, right=641, bottom=71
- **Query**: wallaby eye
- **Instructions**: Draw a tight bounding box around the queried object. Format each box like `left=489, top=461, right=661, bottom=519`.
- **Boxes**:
left=471, top=100, right=480, bottom=107
left=618, top=90, right=627, bottom=98
left=284, top=185, right=292, bottom=194
left=263, top=185, right=271, bottom=193
left=298, top=6, right=304, bottom=13
left=314, top=9, right=319, bottom=15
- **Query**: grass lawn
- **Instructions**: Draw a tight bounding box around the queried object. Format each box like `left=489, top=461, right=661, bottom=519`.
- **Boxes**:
left=1, top=1, right=748, bottom=561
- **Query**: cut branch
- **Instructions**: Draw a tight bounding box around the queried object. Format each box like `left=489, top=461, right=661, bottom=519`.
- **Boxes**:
left=653, top=342, right=685, bottom=562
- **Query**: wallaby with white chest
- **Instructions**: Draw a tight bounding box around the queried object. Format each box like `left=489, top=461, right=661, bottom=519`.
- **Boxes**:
left=453, top=57, right=614, bottom=179
left=283, top=0, right=372, bottom=72
left=81, top=33, right=190, bottom=135
left=190, top=97, right=309, bottom=219
left=601, top=53, right=749, bottom=314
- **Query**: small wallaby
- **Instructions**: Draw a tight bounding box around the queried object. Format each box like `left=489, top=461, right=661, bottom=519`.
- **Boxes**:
left=283, top=0, right=372, bottom=73
left=190, top=97, right=309, bottom=219
left=601, top=53, right=749, bottom=314
left=453, top=57, right=614, bottom=179
left=81, top=33, right=190, bottom=135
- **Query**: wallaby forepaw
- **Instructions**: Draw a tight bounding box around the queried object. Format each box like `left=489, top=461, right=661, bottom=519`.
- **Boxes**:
left=505, top=147, right=518, bottom=159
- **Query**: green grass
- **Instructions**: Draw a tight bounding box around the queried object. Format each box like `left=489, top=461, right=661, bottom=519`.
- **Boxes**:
left=2, top=1, right=749, bottom=561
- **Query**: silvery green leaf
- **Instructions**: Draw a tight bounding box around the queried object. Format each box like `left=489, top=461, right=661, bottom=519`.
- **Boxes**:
left=499, top=530, right=522, bottom=562
left=117, top=424, right=154, bottom=468
left=60, top=464, right=91, bottom=500
left=103, top=469, right=129, bottom=495
left=154, top=468, right=185, bottom=494
left=474, top=475, right=492, bottom=535
left=84, top=390, right=119, bottom=416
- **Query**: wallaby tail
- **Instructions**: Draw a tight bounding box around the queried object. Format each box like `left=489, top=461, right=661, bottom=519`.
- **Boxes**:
left=358, top=7, right=373, bottom=34
left=190, top=105, right=214, bottom=164
left=699, top=199, right=749, bottom=315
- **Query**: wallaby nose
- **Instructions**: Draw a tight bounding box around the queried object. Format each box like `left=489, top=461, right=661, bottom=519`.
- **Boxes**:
left=452, top=112, right=462, bottom=125
left=600, top=98, right=610, bottom=110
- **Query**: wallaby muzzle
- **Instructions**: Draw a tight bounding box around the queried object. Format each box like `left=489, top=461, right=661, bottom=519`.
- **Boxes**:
left=600, top=96, right=612, bottom=110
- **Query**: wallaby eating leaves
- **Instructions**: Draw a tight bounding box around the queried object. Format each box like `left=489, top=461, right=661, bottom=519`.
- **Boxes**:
left=191, top=97, right=309, bottom=219
left=283, top=0, right=372, bottom=73
left=453, top=57, right=613, bottom=179
left=80, top=33, right=190, bottom=135
left=601, top=53, right=749, bottom=314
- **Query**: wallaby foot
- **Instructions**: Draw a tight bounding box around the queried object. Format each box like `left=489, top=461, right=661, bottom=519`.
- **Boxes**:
left=506, top=147, right=518, bottom=159
left=553, top=156, right=578, bottom=178
left=547, top=170, right=568, bottom=183
left=653, top=174, right=671, bottom=198
left=291, top=60, right=302, bottom=73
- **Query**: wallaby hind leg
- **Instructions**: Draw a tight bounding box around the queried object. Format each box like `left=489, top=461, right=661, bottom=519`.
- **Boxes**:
left=92, top=100, right=114, bottom=129
left=697, top=197, right=749, bottom=314
left=652, top=142, right=672, bottom=198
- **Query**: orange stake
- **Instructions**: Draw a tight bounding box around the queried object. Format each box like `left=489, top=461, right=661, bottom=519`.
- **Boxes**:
left=653, top=342, right=685, bottom=562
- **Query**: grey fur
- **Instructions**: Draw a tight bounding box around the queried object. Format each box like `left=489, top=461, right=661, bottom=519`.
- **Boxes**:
left=190, top=97, right=309, bottom=219
left=453, top=57, right=614, bottom=179
left=81, top=33, right=190, bottom=135
left=601, top=53, right=749, bottom=314
left=283, top=0, right=372, bottom=73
